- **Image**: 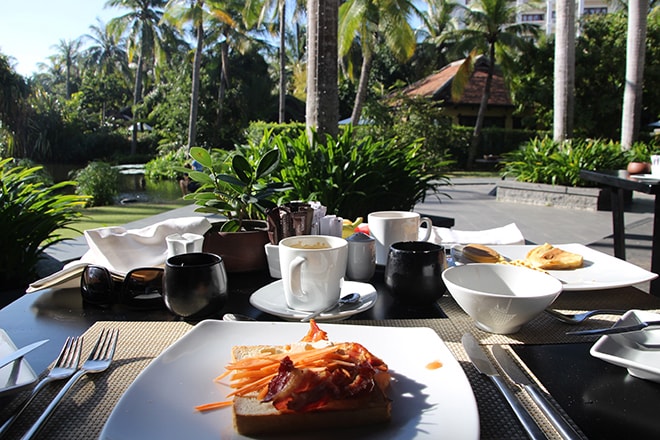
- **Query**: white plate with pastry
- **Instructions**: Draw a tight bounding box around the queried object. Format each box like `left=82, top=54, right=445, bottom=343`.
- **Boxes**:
left=466, top=243, right=657, bottom=291
left=249, top=280, right=377, bottom=321
left=100, top=320, right=479, bottom=440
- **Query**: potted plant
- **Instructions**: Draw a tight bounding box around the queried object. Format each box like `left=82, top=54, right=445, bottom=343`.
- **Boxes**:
left=184, top=140, right=291, bottom=272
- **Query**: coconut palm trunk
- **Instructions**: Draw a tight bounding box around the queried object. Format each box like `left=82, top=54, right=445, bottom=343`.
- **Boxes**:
left=278, top=0, right=286, bottom=123
left=217, top=37, right=230, bottom=130
left=467, top=45, right=495, bottom=168
left=306, top=0, right=339, bottom=139
left=553, top=0, right=576, bottom=142
left=188, top=21, right=204, bottom=150
left=350, top=48, right=372, bottom=126
left=131, top=39, right=145, bottom=156
left=620, top=0, right=648, bottom=149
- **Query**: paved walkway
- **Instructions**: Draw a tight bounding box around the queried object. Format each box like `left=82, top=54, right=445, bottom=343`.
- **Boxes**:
left=38, top=177, right=656, bottom=292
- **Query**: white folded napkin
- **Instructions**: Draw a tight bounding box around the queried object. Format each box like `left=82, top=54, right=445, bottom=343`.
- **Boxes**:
left=27, top=217, right=213, bottom=293
left=421, top=222, right=525, bottom=246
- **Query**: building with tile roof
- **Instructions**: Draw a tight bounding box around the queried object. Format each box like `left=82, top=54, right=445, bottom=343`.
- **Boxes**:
left=399, top=57, right=519, bottom=129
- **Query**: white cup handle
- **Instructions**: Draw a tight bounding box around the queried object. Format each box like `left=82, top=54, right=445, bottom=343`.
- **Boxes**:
left=287, top=256, right=306, bottom=298
left=420, top=216, right=433, bottom=241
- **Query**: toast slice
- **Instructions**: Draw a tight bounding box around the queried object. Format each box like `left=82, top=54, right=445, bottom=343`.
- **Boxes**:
left=231, top=344, right=392, bottom=436
left=525, top=243, right=583, bottom=270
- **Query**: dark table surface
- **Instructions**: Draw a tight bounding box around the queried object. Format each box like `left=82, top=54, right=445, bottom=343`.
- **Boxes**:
left=2, top=267, right=660, bottom=439
left=579, top=169, right=660, bottom=194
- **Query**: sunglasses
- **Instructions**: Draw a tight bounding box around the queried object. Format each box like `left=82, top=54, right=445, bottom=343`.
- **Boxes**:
left=80, top=265, right=165, bottom=309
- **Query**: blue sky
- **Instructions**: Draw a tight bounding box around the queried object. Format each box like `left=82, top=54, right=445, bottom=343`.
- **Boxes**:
left=0, top=0, right=117, bottom=76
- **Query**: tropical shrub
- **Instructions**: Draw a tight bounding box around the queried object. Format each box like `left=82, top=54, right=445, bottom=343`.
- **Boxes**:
left=185, top=132, right=293, bottom=232
left=0, top=158, right=88, bottom=288
left=144, top=148, right=190, bottom=181
left=73, top=161, right=120, bottom=206
left=501, top=137, right=631, bottom=187
left=273, top=127, right=446, bottom=220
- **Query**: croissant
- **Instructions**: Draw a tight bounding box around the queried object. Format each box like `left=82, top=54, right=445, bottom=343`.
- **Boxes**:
left=526, top=243, right=583, bottom=270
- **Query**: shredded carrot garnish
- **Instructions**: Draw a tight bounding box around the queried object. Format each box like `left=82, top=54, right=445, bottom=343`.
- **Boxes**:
left=195, top=320, right=389, bottom=413
left=194, top=401, right=233, bottom=412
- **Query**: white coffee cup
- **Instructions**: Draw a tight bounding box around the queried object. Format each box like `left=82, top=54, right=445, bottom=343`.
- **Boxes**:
left=279, top=235, right=348, bottom=312
left=368, top=211, right=433, bottom=265
left=652, top=155, right=660, bottom=176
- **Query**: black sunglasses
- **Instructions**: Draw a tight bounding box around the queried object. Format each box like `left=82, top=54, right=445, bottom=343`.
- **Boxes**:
left=80, top=265, right=165, bottom=309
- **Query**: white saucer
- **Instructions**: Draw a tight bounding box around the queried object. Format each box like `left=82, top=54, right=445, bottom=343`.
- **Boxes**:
left=249, top=280, right=377, bottom=322
left=590, top=310, right=660, bottom=382
left=0, top=329, right=39, bottom=397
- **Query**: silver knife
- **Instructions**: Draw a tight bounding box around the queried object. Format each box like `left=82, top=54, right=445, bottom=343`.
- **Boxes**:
left=492, top=345, right=583, bottom=440
left=461, top=333, right=547, bottom=440
left=566, top=320, right=660, bottom=336
left=0, top=339, right=49, bottom=369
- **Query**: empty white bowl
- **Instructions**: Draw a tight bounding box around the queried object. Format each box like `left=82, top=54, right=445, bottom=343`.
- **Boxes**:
left=442, top=264, right=563, bottom=334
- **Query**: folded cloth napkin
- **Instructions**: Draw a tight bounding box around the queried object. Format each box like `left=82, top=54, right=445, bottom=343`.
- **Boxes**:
left=27, top=217, right=213, bottom=293
left=421, top=222, right=525, bottom=246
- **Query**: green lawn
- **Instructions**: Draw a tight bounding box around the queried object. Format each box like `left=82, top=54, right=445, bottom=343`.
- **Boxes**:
left=56, top=200, right=191, bottom=240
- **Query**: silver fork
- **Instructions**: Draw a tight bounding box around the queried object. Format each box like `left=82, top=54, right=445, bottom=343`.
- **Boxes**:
left=0, top=337, right=82, bottom=438
left=21, top=329, right=118, bottom=440
left=545, top=308, right=627, bottom=324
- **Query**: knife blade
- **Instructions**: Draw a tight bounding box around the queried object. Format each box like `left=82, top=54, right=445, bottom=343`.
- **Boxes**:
left=492, top=345, right=583, bottom=440
left=461, top=333, right=547, bottom=440
left=0, top=339, right=49, bottom=370
left=566, top=320, right=660, bottom=336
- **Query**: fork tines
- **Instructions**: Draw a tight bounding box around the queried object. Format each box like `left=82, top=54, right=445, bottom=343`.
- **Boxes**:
left=90, top=328, right=119, bottom=360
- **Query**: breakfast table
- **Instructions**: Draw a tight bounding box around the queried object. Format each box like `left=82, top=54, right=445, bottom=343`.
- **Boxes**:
left=1, top=267, right=660, bottom=439
left=579, top=169, right=660, bottom=296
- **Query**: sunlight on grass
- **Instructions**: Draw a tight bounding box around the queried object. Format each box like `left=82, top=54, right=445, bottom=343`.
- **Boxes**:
left=56, top=201, right=191, bottom=240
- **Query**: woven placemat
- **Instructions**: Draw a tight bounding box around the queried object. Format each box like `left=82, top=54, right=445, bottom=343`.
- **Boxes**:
left=350, top=319, right=584, bottom=440
left=7, top=310, right=657, bottom=439
left=0, top=321, right=194, bottom=440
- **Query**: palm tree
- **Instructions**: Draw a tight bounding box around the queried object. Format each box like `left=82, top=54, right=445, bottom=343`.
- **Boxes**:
left=620, top=0, right=648, bottom=149
left=163, top=0, right=209, bottom=151
left=83, top=19, right=129, bottom=77
left=307, top=0, right=339, bottom=137
left=50, top=39, right=83, bottom=99
left=553, top=0, right=575, bottom=142
left=416, top=0, right=461, bottom=70
left=338, top=0, right=418, bottom=126
left=449, top=0, right=538, bottom=167
left=106, top=0, right=171, bottom=155
left=245, top=0, right=306, bottom=123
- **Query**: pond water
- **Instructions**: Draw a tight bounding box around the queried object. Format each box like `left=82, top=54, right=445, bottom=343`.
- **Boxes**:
left=44, top=163, right=183, bottom=203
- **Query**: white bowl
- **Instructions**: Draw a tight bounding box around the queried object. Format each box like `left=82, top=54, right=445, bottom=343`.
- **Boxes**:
left=442, top=264, right=563, bottom=334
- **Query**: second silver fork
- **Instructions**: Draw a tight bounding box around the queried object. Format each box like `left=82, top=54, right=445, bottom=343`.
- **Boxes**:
left=21, top=328, right=119, bottom=440
left=0, top=336, right=82, bottom=438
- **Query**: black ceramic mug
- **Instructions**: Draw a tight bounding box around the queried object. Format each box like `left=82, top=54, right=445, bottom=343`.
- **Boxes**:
left=384, top=241, right=447, bottom=305
left=163, top=252, right=228, bottom=319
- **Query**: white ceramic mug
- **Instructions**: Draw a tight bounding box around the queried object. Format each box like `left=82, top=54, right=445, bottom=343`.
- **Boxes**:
left=279, top=235, right=348, bottom=312
left=368, top=211, right=433, bottom=265
left=652, top=155, right=660, bottom=176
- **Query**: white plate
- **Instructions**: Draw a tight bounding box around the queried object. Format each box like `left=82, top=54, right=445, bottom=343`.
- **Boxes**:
left=0, top=329, right=39, bottom=397
left=249, top=280, right=377, bottom=321
left=591, top=310, right=660, bottom=382
left=631, top=174, right=660, bottom=182
left=483, top=244, right=657, bottom=291
left=100, top=321, right=479, bottom=440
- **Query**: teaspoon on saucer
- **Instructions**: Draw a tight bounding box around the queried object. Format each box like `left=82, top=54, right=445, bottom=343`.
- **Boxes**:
left=300, top=293, right=361, bottom=322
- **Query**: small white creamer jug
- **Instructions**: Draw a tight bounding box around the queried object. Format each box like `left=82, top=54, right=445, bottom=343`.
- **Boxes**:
left=166, top=233, right=204, bottom=258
